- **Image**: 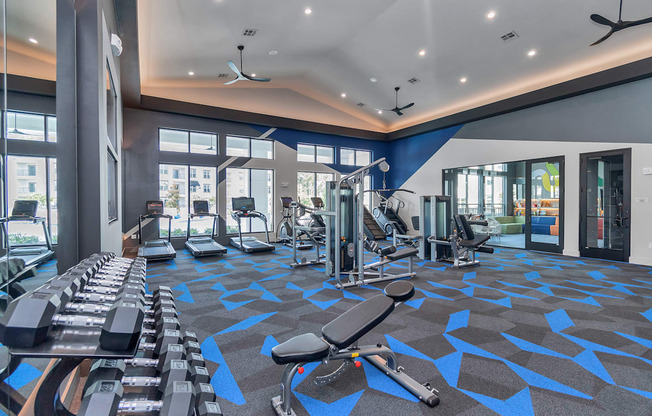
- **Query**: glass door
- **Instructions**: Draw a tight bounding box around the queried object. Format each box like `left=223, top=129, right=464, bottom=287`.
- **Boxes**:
left=580, top=149, right=631, bottom=261
left=525, top=157, right=564, bottom=253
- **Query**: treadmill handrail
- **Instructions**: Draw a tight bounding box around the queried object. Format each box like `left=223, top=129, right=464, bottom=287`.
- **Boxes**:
left=187, top=213, right=218, bottom=241
left=139, top=213, right=173, bottom=220
left=139, top=212, right=173, bottom=244
left=231, top=209, right=271, bottom=248
left=0, top=216, right=54, bottom=252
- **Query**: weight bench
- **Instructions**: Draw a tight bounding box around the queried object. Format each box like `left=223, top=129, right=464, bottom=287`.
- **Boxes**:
left=270, top=281, right=439, bottom=415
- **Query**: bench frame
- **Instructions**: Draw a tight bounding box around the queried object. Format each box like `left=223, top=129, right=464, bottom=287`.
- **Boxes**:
left=336, top=251, right=416, bottom=289
left=271, top=341, right=438, bottom=416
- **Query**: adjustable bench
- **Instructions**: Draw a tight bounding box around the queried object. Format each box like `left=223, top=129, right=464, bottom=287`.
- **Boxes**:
left=270, top=281, right=439, bottom=415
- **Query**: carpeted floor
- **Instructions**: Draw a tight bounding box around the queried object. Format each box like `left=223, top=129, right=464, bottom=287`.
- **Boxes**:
left=144, top=244, right=652, bottom=416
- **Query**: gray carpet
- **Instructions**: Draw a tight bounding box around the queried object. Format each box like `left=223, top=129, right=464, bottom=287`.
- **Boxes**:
left=144, top=244, right=652, bottom=416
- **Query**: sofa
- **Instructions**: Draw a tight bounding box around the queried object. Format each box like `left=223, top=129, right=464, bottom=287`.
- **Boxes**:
left=494, top=216, right=525, bottom=234
left=531, top=216, right=557, bottom=235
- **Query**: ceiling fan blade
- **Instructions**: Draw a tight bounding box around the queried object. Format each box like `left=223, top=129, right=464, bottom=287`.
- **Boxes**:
left=227, top=60, right=243, bottom=77
left=395, top=110, right=403, bottom=116
left=590, top=28, right=615, bottom=46
left=243, top=73, right=271, bottom=82
left=223, top=78, right=241, bottom=85
left=622, top=16, right=652, bottom=28
left=398, top=103, right=415, bottom=111
left=590, top=14, right=615, bottom=27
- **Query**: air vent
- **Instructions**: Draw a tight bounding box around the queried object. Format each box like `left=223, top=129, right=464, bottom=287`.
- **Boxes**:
left=501, top=31, right=519, bottom=42
left=407, top=77, right=420, bottom=84
left=242, top=28, right=258, bottom=37
left=356, top=102, right=365, bottom=107
left=217, top=73, right=229, bottom=78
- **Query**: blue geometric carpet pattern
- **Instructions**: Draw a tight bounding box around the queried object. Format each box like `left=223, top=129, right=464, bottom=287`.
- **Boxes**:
left=145, top=245, right=652, bottom=415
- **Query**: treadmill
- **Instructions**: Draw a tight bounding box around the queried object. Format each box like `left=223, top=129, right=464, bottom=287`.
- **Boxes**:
left=185, top=200, right=227, bottom=257
left=0, top=200, right=55, bottom=268
left=137, top=200, right=177, bottom=260
left=229, top=197, right=275, bottom=253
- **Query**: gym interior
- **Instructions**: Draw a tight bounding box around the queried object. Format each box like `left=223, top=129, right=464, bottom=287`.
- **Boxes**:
left=0, top=1, right=650, bottom=415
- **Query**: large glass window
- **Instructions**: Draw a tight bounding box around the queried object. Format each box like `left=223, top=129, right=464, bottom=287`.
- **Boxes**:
left=7, top=111, right=51, bottom=142
left=226, top=136, right=274, bottom=159
left=159, top=128, right=217, bottom=154
left=297, top=144, right=334, bottom=163
left=340, top=148, right=371, bottom=166
left=159, top=164, right=188, bottom=238
left=106, top=64, right=117, bottom=149
left=107, top=151, right=118, bottom=222
left=189, top=166, right=217, bottom=236
left=226, top=168, right=273, bottom=233
left=298, top=172, right=336, bottom=207
left=6, top=156, right=57, bottom=245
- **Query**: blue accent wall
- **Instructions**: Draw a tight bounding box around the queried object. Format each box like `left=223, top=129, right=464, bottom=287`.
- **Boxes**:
left=386, top=125, right=462, bottom=190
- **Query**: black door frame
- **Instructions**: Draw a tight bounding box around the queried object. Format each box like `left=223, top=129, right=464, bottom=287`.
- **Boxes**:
left=579, top=148, right=631, bottom=261
left=525, top=156, right=565, bottom=254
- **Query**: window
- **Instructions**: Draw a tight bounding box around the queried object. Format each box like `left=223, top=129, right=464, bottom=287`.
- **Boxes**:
left=7, top=111, right=45, bottom=141
left=340, top=148, right=371, bottom=166
left=47, top=116, right=57, bottom=142
left=159, top=164, right=217, bottom=238
left=203, top=170, right=210, bottom=179
left=106, top=63, right=118, bottom=149
left=226, top=136, right=274, bottom=159
left=226, top=168, right=273, bottom=233
left=297, top=144, right=334, bottom=163
left=297, top=172, right=335, bottom=206
left=6, top=156, right=58, bottom=245
left=107, top=151, right=118, bottom=222
left=159, top=128, right=217, bottom=154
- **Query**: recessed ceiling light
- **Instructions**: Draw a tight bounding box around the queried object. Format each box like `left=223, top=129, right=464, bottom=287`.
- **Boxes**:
left=304, top=8, right=312, bottom=15
left=527, top=49, right=537, bottom=57
left=341, top=93, right=346, bottom=98
left=377, top=110, right=383, bottom=114
left=28, top=38, right=38, bottom=44
left=418, top=49, right=426, bottom=56
left=487, top=11, right=496, bottom=19
left=188, top=71, right=195, bottom=76
left=269, top=50, right=278, bottom=56
left=370, top=77, right=378, bottom=83
left=251, top=73, right=256, bottom=77
left=460, top=77, right=467, bottom=83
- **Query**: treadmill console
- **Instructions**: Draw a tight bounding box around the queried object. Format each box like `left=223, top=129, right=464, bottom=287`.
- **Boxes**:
left=11, top=200, right=38, bottom=218
left=146, top=200, right=165, bottom=215
left=232, top=197, right=255, bottom=212
left=193, top=200, right=210, bottom=215
left=280, top=197, right=293, bottom=209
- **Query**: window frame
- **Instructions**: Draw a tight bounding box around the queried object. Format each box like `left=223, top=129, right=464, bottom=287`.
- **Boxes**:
left=225, top=167, right=275, bottom=234
left=297, top=143, right=334, bottom=164
left=339, top=147, right=372, bottom=167
left=225, top=135, right=275, bottom=159
left=159, top=127, right=218, bottom=155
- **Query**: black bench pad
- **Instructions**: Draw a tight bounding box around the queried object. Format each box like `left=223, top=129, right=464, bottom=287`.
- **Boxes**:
left=322, top=295, right=394, bottom=349
left=271, top=333, right=330, bottom=365
left=384, top=280, right=415, bottom=302
left=460, top=234, right=490, bottom=247
left=386, top=247, right=418, bottom=261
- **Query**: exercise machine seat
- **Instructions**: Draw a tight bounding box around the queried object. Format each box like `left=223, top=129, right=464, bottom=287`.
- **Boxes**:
left=459, top=235, right=490, bottom=247
left=386, top=247, right=418, bottom=261
left=322, top=295, right=394, bottom=349
left=383, top=280, right=415, bottom=303
left=271, top=333, right=330, bottom=365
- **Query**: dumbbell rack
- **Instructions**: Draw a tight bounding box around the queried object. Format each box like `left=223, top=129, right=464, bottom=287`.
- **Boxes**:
left=1, top=253, right=143, bottom=416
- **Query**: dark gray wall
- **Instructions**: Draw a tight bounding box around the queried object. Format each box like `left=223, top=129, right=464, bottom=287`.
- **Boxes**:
left=456, top=76, right=652, bottom=143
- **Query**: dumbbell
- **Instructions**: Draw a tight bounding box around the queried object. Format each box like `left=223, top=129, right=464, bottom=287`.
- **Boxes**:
left=0, top=292, right=143, bottom=351
left=86, top=358, right=195, bottom=395
left=197, top=401, right=223, bottom=416
left=79, top=380, right=195, bottom=416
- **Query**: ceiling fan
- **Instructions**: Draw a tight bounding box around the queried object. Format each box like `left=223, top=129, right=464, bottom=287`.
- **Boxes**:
left=590, top=0, right=652, bottom=46
left=224, top=45, right=271, bottom=85
left=381, top=87, right=414, bottom=116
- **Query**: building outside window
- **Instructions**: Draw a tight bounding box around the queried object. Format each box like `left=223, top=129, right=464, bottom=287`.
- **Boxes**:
left=226, top=168, right=273, bottom=233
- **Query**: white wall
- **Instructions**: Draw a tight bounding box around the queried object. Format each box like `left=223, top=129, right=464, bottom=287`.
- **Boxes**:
left=397, top=138, right=652, bottom=266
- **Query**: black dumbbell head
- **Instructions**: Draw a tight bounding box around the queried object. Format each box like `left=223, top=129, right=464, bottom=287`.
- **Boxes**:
left=78, top=380, right=123, bottom=416
left=85, top=359, right=126, bottom=395
left=47, top=274, right=83, bottom=295
left=159, top=359, right=190, bottom=394
left=187, top=352, right=205, bottom=368
left=99, top=300, right=145, bottom=351
left=184, top=339, right=201, bottom=354
left=35, top=284, right=73, bottom=305
left=154, top=307, right=178, bottom=322
left=198, top=401, right=223, bottom=416
left=0, top=291, right=59, bottom=347
left=156, top=329, right=183, bottom=353
left=160, top=380, right=195, bottom=416
left=156, top=317, right=181, bottom=333
left=190, top=366, right=210, bottom=386
left=157, top=343, right=186, bottom=370
left=184, top=331, right=198, bottom=343
left=195, top=383, right=217, bottom=407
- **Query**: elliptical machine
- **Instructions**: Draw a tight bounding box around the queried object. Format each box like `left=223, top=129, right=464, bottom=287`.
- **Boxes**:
left=277, top=197, right=313, bottom=250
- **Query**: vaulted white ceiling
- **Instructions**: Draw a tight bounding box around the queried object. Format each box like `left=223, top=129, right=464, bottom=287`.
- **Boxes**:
left=138, top=0, right=652, bottom=133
